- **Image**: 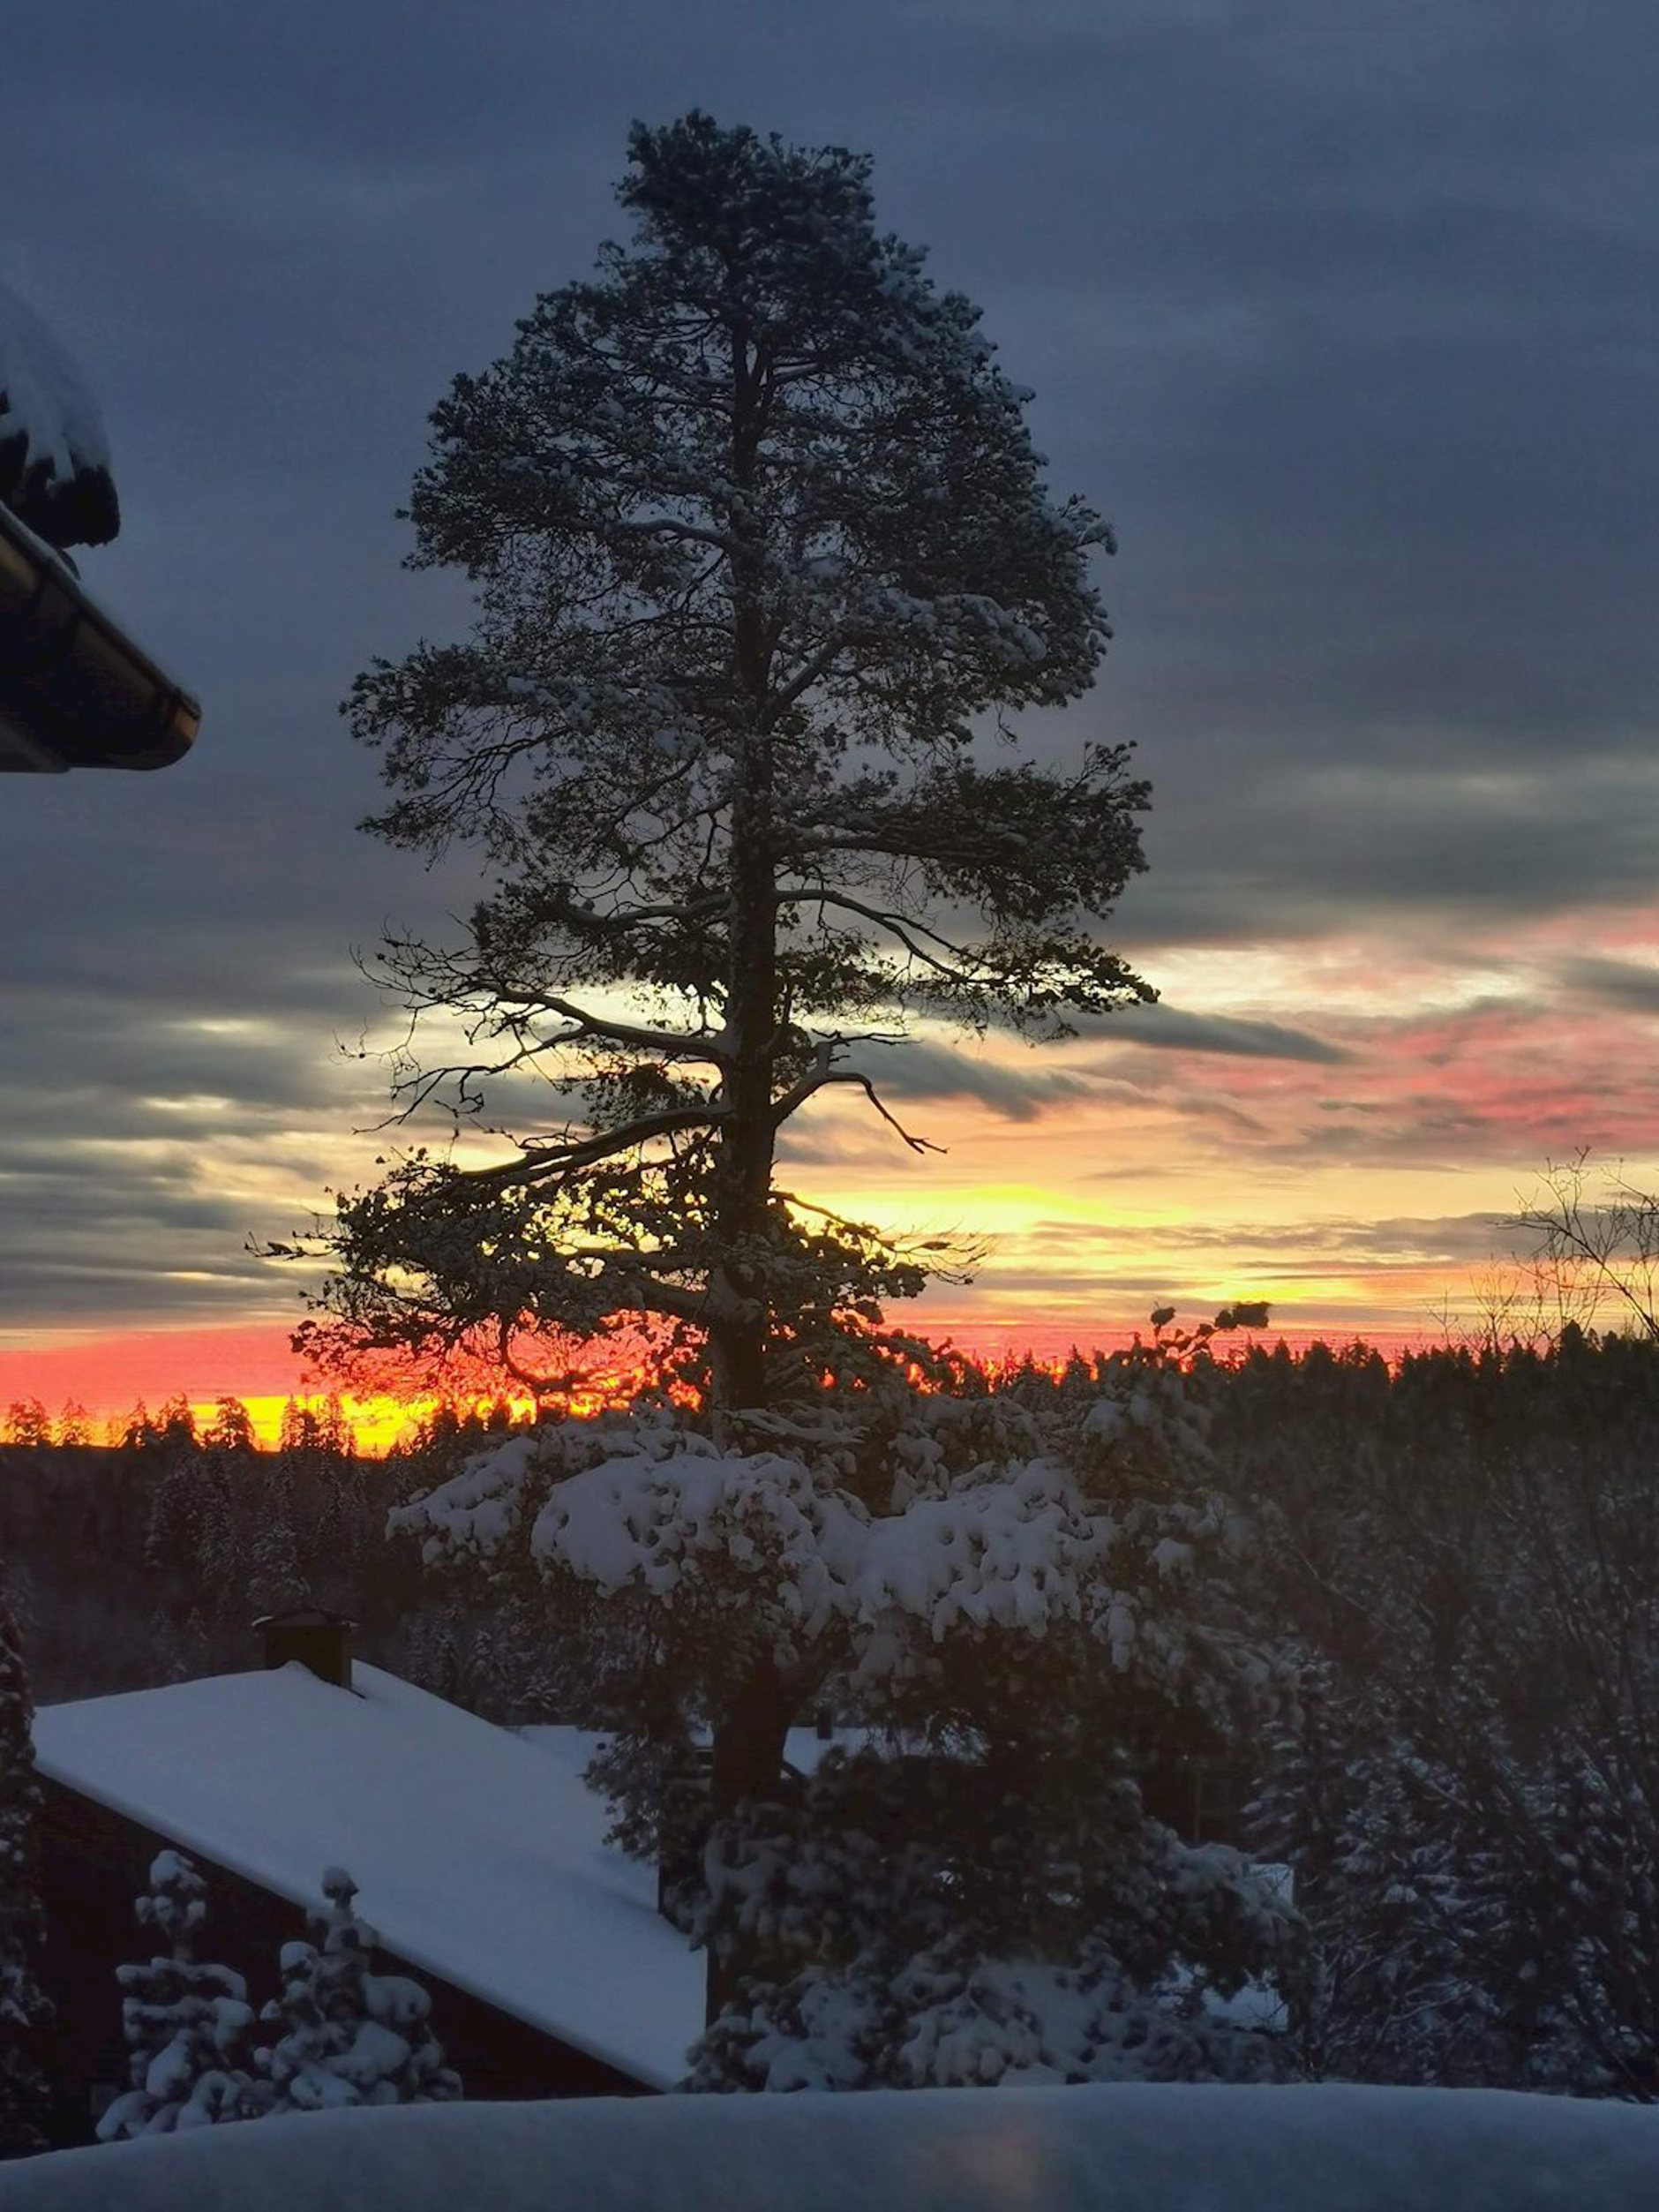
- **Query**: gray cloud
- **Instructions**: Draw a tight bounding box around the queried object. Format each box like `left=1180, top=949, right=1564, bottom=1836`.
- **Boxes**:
left=1558, top=954, right=1659, bottom=1015
left=1115, top=760, right=1659, bottom=948
left=1091, top=1004, right=1350, bottom=1062
left=921, top=1207, right=1523, bottom=1337
left=1020, top=1209, right=1512, bottom=1264
left=3, top=0, right=1655, bottom=1328
left=844, top=1039, right=1098, bottom=1120
left=0, top=1152, right=311, bottom=1331
left=1170, top=1212, right=1515, bottom=1266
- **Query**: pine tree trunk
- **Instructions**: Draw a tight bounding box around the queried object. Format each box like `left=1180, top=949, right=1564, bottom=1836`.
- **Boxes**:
left=708, top=759, right=777, bottom=1418
left=707, top=327, right=777, bottom=1423
left=705, top=1656, right=795, bottom=2027
left=701, top=338, right=792, bottom=2028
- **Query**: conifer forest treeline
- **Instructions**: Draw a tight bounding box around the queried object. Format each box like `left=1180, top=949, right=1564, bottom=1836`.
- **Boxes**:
left=4, top=1325, right=1656, bottom=2098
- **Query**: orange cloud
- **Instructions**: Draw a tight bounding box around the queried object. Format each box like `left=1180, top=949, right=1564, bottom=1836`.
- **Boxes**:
left=0, top=1324, right=306, bottom=1419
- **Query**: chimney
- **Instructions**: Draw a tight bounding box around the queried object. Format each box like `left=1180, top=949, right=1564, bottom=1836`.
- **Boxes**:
left=254, top=1606, right=355, bottom=1689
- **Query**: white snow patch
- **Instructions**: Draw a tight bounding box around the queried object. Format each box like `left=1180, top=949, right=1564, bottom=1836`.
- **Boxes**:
left=0, top=279, right=111, bottom=483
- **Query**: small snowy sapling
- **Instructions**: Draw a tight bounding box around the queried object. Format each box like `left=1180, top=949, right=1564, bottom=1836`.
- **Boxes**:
left=97, top=1851, right=262, bottom=2140
left=257, top=1868, right=461, bottom=2110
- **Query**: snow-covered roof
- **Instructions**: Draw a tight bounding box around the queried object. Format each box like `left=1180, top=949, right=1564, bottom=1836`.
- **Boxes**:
left=33, top=1664, right=703, bottom=2089
left=5, top=2080, right=1658, bottom=2212
left=0, top=279, right=118, bottom=549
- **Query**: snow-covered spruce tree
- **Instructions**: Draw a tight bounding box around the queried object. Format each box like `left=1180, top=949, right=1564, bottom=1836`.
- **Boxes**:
left=1217, top=1329, right=1659, bottom=2095
left=257, top=1869, right=461, bottom=2110
left=1246, top=1662, right=1517, bottom=2087
left=0, top=1584, right=48, bottom=2156
left=97, top=1851, right=263, bottom=2141
left=393, top=1318, right=1306, bottom=2047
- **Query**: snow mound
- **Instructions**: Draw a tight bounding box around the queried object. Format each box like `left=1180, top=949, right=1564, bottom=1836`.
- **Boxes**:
left=3, top=2081, right=1655, bottom=2212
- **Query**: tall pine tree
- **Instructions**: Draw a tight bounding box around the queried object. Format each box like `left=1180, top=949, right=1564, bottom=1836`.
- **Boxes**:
left=294, top=111, right=1150, bottom=1419
left=298, top=112, right=1158, bottom=2017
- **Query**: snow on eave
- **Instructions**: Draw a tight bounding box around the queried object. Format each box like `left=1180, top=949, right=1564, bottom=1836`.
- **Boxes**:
left=33, top=1664, right=703, bottom=2090
left=0, top=278, right=118, bottom=549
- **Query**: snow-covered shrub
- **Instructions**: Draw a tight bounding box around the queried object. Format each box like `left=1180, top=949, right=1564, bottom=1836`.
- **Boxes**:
left=257, top=1869, right=461, bottom=2110
left=97, top=1852, right=263, bottom=2140
left=695, top=1943, right=1284, bottom=2094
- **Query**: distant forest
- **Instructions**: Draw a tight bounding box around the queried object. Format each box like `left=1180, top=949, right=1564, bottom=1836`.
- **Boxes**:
left=0, top=1393, right=525, bottom=1705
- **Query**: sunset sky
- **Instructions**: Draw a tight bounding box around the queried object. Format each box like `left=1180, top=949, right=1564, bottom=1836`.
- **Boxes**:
left=4, top=2, right=1658, bottom=1425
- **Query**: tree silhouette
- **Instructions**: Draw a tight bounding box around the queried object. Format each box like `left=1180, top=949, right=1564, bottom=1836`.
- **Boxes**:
left=297, top=112, right=1149, bottom=1416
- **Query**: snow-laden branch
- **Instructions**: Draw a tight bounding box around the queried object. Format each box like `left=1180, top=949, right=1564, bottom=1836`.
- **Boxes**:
left=605, top=515, right=741, bottom=554
left=394, top=1421, right=1123, bottom=1682
left=524, top=889, right=727, bottom=937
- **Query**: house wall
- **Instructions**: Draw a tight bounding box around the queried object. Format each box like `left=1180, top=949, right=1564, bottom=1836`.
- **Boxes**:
left=36, top=1779, right=652, bottom=2149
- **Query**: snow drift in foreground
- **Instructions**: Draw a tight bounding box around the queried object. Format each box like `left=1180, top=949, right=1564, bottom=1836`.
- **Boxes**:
left=4, top=2083, right=1655, bottom=2212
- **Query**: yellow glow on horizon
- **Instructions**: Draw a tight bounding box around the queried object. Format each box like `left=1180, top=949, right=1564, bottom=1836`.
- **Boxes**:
left=191, top=1391, right=544, bottom=1456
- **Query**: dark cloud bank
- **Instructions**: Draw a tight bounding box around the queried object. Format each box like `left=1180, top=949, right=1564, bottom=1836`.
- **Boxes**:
left=3, top=0, right=1655, bottom=1328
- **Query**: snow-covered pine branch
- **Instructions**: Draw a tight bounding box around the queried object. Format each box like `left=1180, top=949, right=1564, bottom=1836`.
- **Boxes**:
left=387, top=1350, right=1302, bottom=2066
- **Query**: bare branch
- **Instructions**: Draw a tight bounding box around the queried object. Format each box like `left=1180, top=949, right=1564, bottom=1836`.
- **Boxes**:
left=479, top=992, right=732, bottom=1068
left=772, top=1058, right=943, bottom=1155
left=776, top=884, right=986, bottom=981
left=439, top=1104, right=720, bottom=1193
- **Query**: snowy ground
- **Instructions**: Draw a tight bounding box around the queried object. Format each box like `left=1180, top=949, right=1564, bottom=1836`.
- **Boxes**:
left=3, top=2081, right=1654, bottom=2211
